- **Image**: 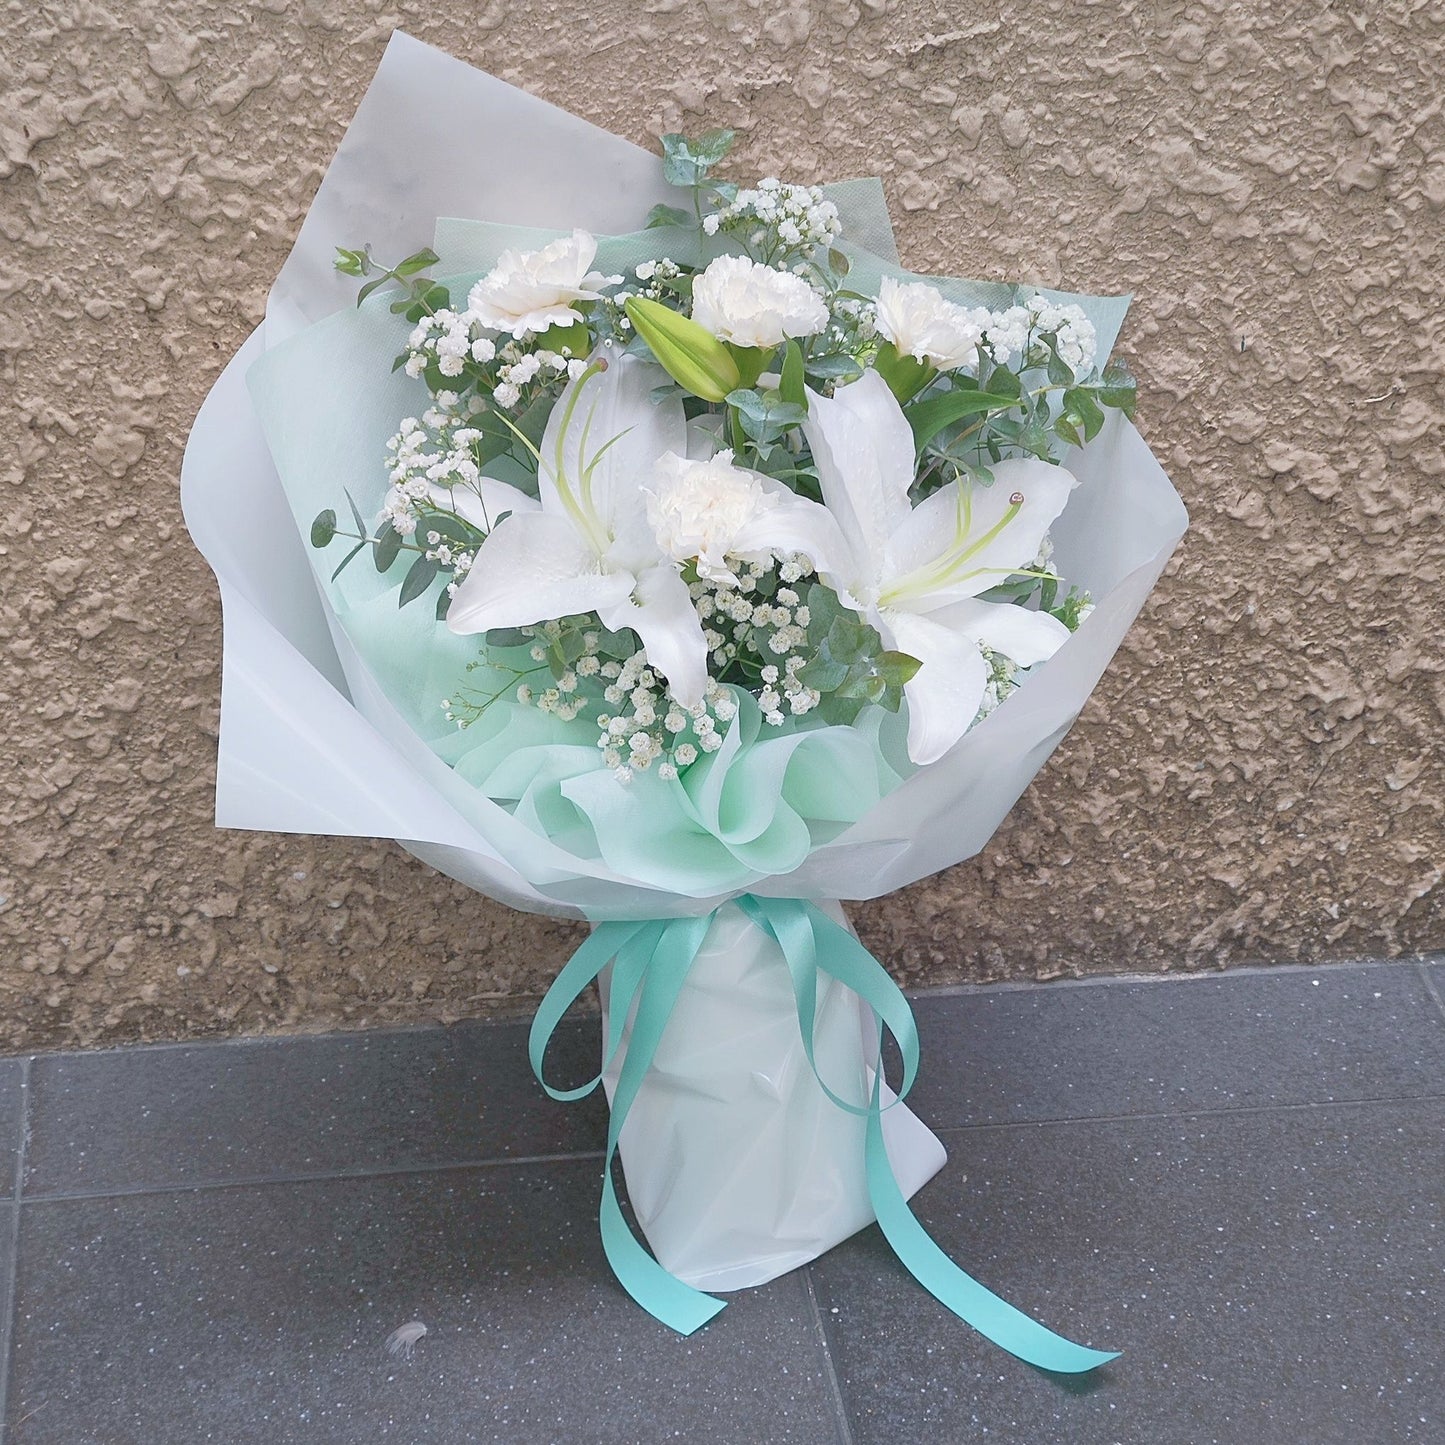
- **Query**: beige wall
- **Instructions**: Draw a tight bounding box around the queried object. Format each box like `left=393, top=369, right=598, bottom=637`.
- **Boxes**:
left=1, top=1, right=1441, bottom=1050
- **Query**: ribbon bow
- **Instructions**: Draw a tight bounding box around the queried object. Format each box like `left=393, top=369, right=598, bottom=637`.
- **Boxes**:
left=528, top=895, right=1116, bottom=1373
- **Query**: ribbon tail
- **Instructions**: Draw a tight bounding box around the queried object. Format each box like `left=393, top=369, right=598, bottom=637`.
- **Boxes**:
left=865, top=1077, right=1117, bottom=1373
left=599, top=1172, right=726, bottom=1335
left=597, top=913, right=727, bottom=1335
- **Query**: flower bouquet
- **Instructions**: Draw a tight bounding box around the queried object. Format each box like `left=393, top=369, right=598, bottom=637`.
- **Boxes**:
left=183, top=33, right=1186, bottom=1370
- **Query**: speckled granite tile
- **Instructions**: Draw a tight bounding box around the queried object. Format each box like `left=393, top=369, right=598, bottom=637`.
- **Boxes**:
left=906, top=962, right=1444, bottom=1128
left=810, top=1100, right=1443, bottom=1445
left=7, top=1160, right=843, bottom=1445
left=23, top=1019, right=606, bottom=1198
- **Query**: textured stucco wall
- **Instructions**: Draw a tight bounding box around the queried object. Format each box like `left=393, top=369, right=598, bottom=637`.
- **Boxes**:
left=1, top=0, right=1441, bottom=1051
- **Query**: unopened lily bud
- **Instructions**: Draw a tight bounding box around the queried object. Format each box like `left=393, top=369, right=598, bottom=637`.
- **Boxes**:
left=623, top=296, right=742, bottom=403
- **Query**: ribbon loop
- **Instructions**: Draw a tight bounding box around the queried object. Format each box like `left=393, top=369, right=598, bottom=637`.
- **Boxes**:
left=528, top=896, right=1116, bottom=1369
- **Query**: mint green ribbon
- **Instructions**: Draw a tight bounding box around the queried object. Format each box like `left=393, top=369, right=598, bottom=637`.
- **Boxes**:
left=528, top=896, right=1118, bottom=1372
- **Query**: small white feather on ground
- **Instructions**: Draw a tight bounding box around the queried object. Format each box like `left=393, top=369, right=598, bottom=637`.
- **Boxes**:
left=385, top=1321, right=428, bottom=1360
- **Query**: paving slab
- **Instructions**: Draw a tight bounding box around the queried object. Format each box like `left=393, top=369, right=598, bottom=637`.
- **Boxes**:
left=906, top=962, right=1445, bottom=1128
left=23, top=1019, right=606, bottom=1198
left=7, top=1161, right=844, bottom=1445
left=809, top=1100, right=1444, bottom=1445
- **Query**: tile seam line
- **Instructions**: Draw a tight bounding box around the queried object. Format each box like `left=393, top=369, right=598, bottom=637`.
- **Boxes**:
left=927, top=1090, right=1445, bottom=1136
left=0, top=1059, right=31, bottom=1435
left=801, top=1266, right=857, bottom=1445
left=21, top=1147, right=610, bottom=1205
left=12, top=955, right=1434, bottom=1066
left=1418, top=959, right=1445, bottom=1023
left=23, top=1093, right=1445, bottom=1206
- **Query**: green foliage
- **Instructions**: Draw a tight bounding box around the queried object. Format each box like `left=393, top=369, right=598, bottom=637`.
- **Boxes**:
left=778, top=340, right=807, bottom=409
left=373, top=520, right=403, bottom=572
left=310, top=509, right=337, bottom=548
left=660, top=129, right=736, bottom=187
left=333, top=244, right=445, bottom=318
left=725, top=387, right=807, bottom=468
left=399, top=553, right=440, bottom=606
left=797, top=582, right=919, bottom=723
left=1048, top=586, right=1092, bottom=631
left=905, top=386, right=1017, bottom=453
left=645, top=202, right=694, bottom=230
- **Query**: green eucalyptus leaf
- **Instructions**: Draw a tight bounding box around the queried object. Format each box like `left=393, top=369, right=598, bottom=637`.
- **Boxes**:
left=692, top=127, right=736, bottom=165
left=343, top=488, right=368, bottom=537
left=422, top=512, right=485, bottom=546
left=805, top=354, right=864, bottom=383
left=797, top=654, right=850, bottom=691
left=395, top=247, right=439, bottom=278
left=373, top=521, right=403, bottom=572
left=663, top=153, right=702, bottom=187
left=877, top=650, right=922, bottom=686
left=485, top=627, right=535, bottom=649
left=399, top=553, right=440, bottom=607
left=309, top=509, right=337, bottom=548
left=645, top=202, right=694, bottom=230
left=330, top=540, right=366, bottom=581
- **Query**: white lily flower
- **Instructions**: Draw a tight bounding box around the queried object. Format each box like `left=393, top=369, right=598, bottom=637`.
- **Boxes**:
left=466, top=230, right=620, bottom=339
left=446, top=350, right=712, bottom=707
left=803, top=368, right=1077, bottom=765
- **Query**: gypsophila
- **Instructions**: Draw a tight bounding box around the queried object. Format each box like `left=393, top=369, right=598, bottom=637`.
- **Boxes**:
left=703, top=179, right=841, bottom=265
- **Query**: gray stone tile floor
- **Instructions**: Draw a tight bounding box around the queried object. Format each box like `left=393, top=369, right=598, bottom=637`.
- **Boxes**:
left=0, top=957, right=1440, bottom=1444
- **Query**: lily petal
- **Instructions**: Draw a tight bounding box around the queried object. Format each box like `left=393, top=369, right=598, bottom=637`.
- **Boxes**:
left=421, top=477, right=539, bottom=534
left=446, top=510, right=634, bottom=635
left=802, top=368, right=916, bottom=581
left=882, top=457, right=1077, bottom=609
left=932, top=596, right=1072, bottom=667
left=877, top=606, right=990, bottom=767
left=731, top=483, right=851, bottom=577
left=596, top=560, right=710, bottom=708
left=537, top=349, right=686, bottom=545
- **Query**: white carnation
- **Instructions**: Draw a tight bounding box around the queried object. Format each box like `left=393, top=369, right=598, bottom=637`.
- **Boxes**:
left=466, top=229, right=618, bottom=339
left=645, top=449, right=778, bottom=586
left=690, top=255, right=828, bottom=349
left=874, top=277, right=990, bottom=372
